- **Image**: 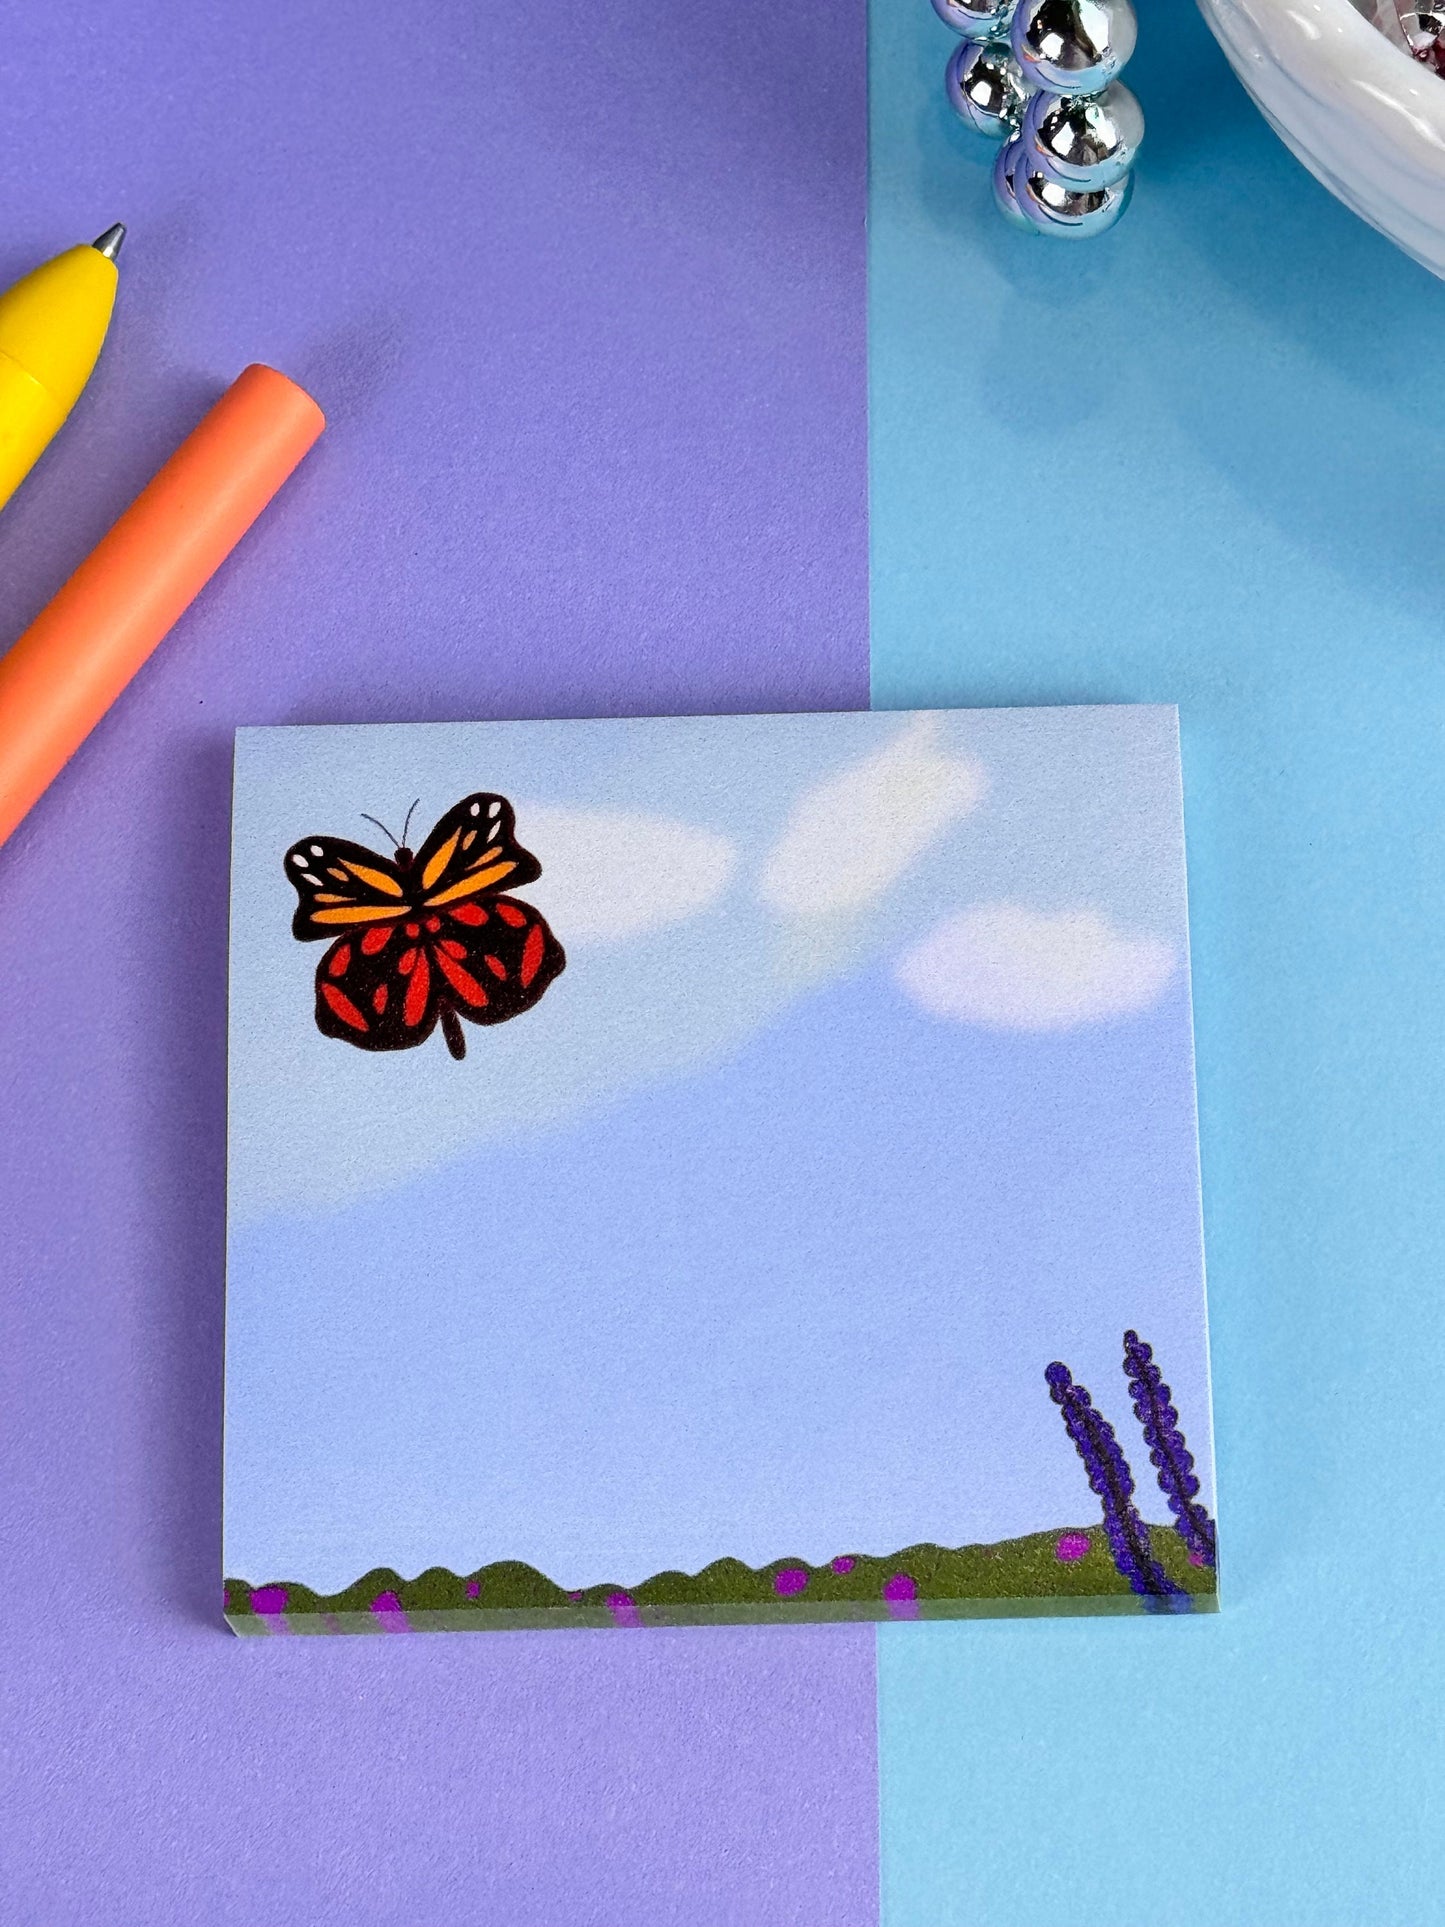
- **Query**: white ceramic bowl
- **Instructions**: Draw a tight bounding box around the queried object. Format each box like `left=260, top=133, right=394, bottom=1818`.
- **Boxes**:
left=1197, top=0, right=1445, bottom=277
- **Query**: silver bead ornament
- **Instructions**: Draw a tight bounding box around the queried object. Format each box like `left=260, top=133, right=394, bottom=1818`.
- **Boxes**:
left=1010, top=0, right=1137, bottom=96
left=1013, top=157, right=1133, bottom=238
left=931, top=0, right=1018, bottom=42
left=991, top=139, right=1036, bottom=231
left=947, top=39, right=1026, bottom=141
left=1019, top=80, right=1142, bottom=190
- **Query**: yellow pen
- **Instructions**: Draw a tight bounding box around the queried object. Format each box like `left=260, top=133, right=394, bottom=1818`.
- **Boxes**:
left=0, top=225, right=125, bottom=517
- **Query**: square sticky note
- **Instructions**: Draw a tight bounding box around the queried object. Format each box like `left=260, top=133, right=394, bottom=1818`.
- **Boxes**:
left=223, top=706, right=1216, bottom=1631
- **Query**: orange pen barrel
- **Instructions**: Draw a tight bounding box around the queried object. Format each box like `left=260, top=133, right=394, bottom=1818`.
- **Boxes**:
left=0, top=363, right=325, bottom=850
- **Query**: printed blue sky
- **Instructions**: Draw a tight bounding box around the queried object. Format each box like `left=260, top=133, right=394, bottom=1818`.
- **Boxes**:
left=224, top=707, right=1212, bottom=1590
left=228, top=707, right=1193, bottom=1221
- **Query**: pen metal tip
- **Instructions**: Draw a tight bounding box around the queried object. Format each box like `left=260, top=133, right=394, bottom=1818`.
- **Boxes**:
left=91, top=223, right=126, bottom=263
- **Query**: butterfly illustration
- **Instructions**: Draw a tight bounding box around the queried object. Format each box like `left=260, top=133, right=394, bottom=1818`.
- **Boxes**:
left=284, top=792, right=565, bottom=1060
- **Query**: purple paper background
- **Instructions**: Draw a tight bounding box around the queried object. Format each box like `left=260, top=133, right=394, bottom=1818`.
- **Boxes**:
left=0, top=4, right=872, bottom=1923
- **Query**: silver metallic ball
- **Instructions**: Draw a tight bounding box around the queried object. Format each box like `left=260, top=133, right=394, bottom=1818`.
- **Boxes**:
left=1019, top=80, right=1143, bottom=190
left=1013, top=158, right=1134, bottom=238
left=991, top=139, right=1036, bottom=231
left=931, top=0, right=1019, bottom=43
left=1010, top=0, right=1137, bottom=96
left=946, top=39, right=1026, bottom=141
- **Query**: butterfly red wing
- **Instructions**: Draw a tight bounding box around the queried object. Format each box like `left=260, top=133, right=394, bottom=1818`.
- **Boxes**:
left=310, top=913, right=441, bottom=1051
left=313, top=893, right=565, bottom=1056
left=431, top=892, right=567, bottom=1037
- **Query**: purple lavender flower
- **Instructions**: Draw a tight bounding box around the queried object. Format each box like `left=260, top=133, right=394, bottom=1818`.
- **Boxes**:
left=1046, top=1362, right=1186, bottom=1604
left=1122, top=1329, right=1217, bottom=1570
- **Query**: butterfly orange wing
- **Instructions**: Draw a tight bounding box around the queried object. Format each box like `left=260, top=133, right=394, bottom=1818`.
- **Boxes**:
left=284, top=835, right=409, bottom=941
left=408, top=792, right=542, bottom=911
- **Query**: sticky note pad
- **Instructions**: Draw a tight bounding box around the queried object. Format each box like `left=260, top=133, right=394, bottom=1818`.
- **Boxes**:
left=222, top=706, right=1217, bottom=1632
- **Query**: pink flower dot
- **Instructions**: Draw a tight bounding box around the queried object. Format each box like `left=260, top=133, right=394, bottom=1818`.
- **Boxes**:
left=251, top=1586, right=288, bottom=1616
left=1188, top=1550, right=1207, bottom=1568
left=371, top=1590, right=403, bottom=1614
left=465, top=1579, right=482, bottom=1598
left=881, top=1572, right=917, bottom=1603
left=774, top=1567, right=809, bottom=1597
left=1055, top=1532, right=1092, bottom=1564
left=831, top=1556, right=856, bottom=1574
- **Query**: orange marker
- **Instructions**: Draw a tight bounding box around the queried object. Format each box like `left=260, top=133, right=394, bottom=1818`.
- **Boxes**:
left=0, top=364, right=325, bottom=851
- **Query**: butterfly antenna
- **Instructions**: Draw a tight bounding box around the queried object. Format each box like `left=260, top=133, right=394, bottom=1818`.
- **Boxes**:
left=401, top=798, right=421, bottom=847
left=359, top=812, right=401, bottom=850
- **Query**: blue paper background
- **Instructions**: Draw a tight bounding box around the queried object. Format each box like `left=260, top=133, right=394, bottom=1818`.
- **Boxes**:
left=871, top=3, right=1445, bottom=1922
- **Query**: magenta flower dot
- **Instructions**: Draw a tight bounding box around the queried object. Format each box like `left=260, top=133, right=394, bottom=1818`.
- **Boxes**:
left=371, top=1590, right=403, bottom=1614
left=1055, top=1531, right=1091, bottom=1564
left=831, top=1556, right=856, bottom=1574
left=567, top=1590, right=583, bottom=1602
left=465, top=1579, right=481, bottom=1598
left=881, top=1572, right=917, bottom=1603
left=1188, top=1549, right=1206, bottom=1568
left=774, top=1566, right=809, bottom=1597
left=251, top=1585, right=288, bottom=1616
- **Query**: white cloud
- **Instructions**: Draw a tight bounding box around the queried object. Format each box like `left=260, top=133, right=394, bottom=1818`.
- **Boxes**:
left=759, top=715, right=985, bottom=918
left=894, top=904, right=1176, bottom=1031
left=521, top=806, right=736, bottom=946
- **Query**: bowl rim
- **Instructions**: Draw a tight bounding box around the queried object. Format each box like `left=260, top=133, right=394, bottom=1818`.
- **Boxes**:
left=1199, top=0, right=1445, bottom=162
left=1335, top=0, right=1433, bottom=65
